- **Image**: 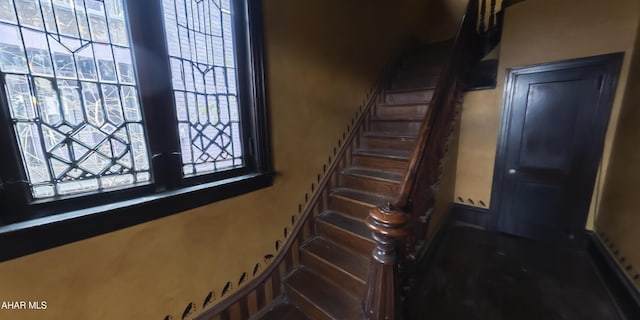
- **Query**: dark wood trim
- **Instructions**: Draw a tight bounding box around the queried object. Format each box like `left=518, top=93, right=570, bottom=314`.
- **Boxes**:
left=126, top=0, right=183, bottom=190
left=451, top=203, right=491, bottom=228
left=363, top=204, right=408, bottom=320
left=0, top=172, right=273, bottom=262
left=587, top=231, right=640, bottom=320
left=244, top=0, right=273, bottom=174
left=489, top=53, right=624, bottom=233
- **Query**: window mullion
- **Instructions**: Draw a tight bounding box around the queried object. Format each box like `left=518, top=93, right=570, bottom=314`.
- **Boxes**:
left=124, top=0, right=182, bottom=190
left=0, top=76, right=31, bottom=223
left=239, top=0, right=271, bottom=173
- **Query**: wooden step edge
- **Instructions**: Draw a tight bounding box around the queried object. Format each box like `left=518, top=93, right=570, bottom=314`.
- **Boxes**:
left=352, top=149, right=411, bottom=160
left=341, top=168, right=403, bottom=184
left=363, top=132, right=418, bottom=140
left=317, top=211, right=373, bottom=241
left=377, top=102, right=431, bottom=108
left=301, top=238, right=368, bottom=285
left=285, top=268, right=362, bottom=320
left=384, top=87, right=435, bottom=95
left=389, top=81, right=437, bottom=91
left=370, top=117, right=424, bottom=123
left=251, top=296, right=301, bottom=320
left=330, top=188, right=390, bottom=208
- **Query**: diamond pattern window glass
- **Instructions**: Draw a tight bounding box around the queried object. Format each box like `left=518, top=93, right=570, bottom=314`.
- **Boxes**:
left=161, top=0, right=243, bottom=176
left=0, top=0, right=150, bottom=199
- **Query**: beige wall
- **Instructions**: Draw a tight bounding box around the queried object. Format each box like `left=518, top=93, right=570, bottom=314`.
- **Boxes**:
left=0, top=1, right=432, bottom=319
left=454, top=0, right=640, bottom=231
left=596, top=19, right=640, bottom=291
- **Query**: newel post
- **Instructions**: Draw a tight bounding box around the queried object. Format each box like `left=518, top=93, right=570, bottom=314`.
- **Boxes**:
left=363, top=202, right=408, bottom=320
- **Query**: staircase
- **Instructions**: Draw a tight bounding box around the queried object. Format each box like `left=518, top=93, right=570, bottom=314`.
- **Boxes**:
left=194, top=1, right=488, bottom=319
left=260, top=43, right=453, bottom=320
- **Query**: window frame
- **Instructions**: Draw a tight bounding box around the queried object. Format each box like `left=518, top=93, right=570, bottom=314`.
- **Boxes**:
left=0, top=0, right=272, bottom=262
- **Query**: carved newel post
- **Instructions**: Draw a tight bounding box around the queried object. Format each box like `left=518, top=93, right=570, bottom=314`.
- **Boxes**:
left=363, top=202, right=408, bottom=320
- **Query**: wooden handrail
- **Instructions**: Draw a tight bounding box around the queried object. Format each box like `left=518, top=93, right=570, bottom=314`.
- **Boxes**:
left=194, top=87, right=381, bottom=319
left=194, top=42, right=409, bottom=319
left=363, top=2, right=482, bottom=320
left=394, top=0, right=479, bottom=210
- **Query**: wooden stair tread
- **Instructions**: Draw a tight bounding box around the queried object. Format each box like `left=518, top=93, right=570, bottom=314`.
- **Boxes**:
left=331, top=187, right=390, bottom=207
left=286, top=267, right=362, bottom=320
left=303, top=237, right=370, bottom=284
left=318, top=211, right=372, bottom=241
left=352, top=148, right=411, bottom=160
left=266, top=42, right=453, bottom=320
left=364, top=132, right=417, bottom=140
left=371, top=117, right=423, bottom=122
left=390, top=81, right=437, bottom=91
left=259, top=303, right=310, bottom=320
left=342, top=167, right=403, bottom=183
left=385, top=87, right=435, bottom=94
left=377, top=102, right=430, bottom=108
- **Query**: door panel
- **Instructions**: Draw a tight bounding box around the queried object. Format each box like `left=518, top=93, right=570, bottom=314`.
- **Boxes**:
left=519, top=81, right=580, bottom=172
left=493, top=54, right=622, bottom=244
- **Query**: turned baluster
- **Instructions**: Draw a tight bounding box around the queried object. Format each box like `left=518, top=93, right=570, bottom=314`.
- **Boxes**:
left=363, top=203, right=408, bottom=320
left=479, top=0, right=486, bottom=32
left=489, top=0, right=497, bottom=29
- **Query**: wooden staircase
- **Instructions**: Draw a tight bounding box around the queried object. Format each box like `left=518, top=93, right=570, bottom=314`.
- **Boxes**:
left=260, top=43, right=452, bottom=320
left=194, top=1, right=487, bottom=318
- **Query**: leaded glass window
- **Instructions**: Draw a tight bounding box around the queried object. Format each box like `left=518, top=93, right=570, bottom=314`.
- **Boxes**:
left=0, top=0, right=270, bottom=260
left=0, top=0, right=150, bottom=198
left=161, top=0, right=243, bottom=176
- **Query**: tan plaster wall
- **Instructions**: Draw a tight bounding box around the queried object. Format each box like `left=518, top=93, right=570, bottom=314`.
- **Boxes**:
left=595, top=18, right=640, bottom=291
left=0, top=1, right=432, bottom=319
left=454, top=0, right=640, bottom=231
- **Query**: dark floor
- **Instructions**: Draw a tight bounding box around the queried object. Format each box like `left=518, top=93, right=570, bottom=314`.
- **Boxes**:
left=406, top=225, right=624, bottom=320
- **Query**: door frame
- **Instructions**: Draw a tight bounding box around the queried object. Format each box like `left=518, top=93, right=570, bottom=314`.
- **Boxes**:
left=489, top=53, right=624, bottom=240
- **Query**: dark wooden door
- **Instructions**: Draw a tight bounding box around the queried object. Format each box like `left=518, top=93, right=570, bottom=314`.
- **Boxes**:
left=492, top=54, right=622, bottom=244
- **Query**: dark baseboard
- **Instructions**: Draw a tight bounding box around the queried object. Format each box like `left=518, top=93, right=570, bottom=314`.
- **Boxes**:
left=587, top=232, right=640, bottom=320
left=451, top=203, right=491, bottom=229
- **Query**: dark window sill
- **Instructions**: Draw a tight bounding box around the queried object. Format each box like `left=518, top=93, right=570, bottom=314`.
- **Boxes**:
left=0, top=172, right=273, bottom=262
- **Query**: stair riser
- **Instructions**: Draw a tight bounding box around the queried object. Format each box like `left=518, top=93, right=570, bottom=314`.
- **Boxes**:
left=361, top=136, right=415, bottom=151
left=342, top=174, right=400, bottom=199
left=396, top=65, right=443, bottom=80
left=375, top=104, right=428, bottom=119
left=301, top=250, right=366, bottom=297
left=329, top=194, right=376, bottom=219
left=384, top=90, right=434, bottom=104
left=370, top=121, right=422, bottom=136
left=285, top=285, right=333, bottom=320
left=316, top=220, right=375, bottom=256
left=389, top=76, right=438, bottom=91
left=352, top=155, right=407, bottom=175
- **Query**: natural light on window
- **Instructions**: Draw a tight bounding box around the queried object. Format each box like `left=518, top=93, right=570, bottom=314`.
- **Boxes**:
left=0, top=0, right=150, bottom=198
left=161, top=0, right=243, bottom=176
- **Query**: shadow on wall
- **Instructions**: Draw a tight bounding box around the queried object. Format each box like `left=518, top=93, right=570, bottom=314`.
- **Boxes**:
left=595, top=15, right=640, bottom=291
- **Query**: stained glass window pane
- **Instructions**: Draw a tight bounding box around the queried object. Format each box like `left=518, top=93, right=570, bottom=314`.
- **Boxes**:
left=0, top=0, right=151, bottom=199
left=161, top=0, right=243, bottom=176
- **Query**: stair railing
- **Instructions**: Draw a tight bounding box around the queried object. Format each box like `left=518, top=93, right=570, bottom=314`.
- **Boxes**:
left=193, top=45, right=408, bottom=320
left=363, top=1, right=481, bottom=319
left=478, top=0, right=506, bottom=57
